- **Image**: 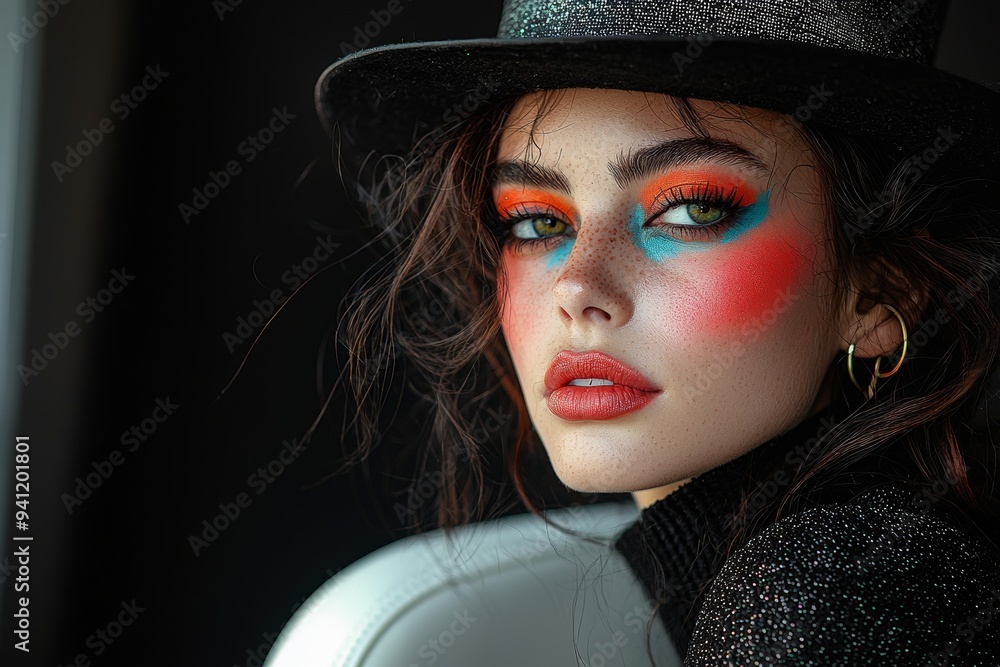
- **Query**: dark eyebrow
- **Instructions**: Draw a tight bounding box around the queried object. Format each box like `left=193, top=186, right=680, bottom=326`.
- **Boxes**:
left=490, top=137, right=771, bottom=195
left=490, top=159, right=573, bottom=195
left=609, top=137, right=772, bottom=190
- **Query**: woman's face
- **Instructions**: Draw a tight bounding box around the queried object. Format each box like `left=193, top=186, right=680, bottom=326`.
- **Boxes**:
left=492, top=88, right=847, bottom=495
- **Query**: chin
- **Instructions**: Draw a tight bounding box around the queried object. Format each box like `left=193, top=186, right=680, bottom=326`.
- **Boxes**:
left=551, top=470, right=631, bottom=494
left=541, top=435, right=696, bottom=495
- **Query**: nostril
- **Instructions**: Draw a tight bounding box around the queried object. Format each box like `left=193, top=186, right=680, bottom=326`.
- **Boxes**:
left=582, top=305, right=613, bottom=322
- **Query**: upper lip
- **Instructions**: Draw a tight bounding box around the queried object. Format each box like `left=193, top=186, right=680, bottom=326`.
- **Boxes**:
left=544, top=350, right=660, bottom=395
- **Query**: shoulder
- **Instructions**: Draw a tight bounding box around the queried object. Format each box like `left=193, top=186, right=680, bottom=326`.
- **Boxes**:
left=687, top=485, right=1000, bottom=666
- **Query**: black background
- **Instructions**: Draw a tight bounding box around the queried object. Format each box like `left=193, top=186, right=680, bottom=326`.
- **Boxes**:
left=1, top=1, right=998, bottom=665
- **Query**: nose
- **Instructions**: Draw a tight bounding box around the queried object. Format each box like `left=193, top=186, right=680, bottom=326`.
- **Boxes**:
left=551, top=218, right=635, bottom=328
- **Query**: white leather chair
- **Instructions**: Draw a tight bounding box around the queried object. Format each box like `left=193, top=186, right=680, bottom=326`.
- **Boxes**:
left=264, top=501, right=682, bottom=666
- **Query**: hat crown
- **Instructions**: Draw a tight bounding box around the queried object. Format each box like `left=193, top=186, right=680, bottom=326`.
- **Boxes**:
left=497, top=0, right=950, bottom=65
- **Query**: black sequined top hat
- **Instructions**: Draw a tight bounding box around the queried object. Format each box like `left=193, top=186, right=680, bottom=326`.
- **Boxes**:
left=316, top=0, right=999, bottom=199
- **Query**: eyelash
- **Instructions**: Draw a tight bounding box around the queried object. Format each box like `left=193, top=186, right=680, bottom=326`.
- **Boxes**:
left=491, top=182, right=749, bottom=254
left=490, top=204, right=570, bottom=254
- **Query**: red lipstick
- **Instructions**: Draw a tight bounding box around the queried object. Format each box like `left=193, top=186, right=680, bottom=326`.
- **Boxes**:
left=544, top=350, right=661, bottom=420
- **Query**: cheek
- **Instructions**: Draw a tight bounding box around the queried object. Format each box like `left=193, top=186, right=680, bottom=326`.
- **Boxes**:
left=498, top=255, right=540, bottom=357
left=685, top=222, right=816, bottom=336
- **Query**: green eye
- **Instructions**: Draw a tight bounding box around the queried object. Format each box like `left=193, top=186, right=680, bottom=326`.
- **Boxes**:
left=512, top=216, right=568, bottom=239
left=684, top=203, right=725, bottom=225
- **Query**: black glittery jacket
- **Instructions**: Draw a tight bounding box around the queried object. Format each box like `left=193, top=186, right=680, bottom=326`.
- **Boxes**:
left=613, top=397, right=1000, bottom=666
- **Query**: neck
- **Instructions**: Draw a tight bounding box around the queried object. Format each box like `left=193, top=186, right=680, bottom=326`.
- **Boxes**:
left=614, top=393, right=855, bottom=657
left=630, top=377, right=837, bottom=511
left=632, top=478, right=693, bottom=511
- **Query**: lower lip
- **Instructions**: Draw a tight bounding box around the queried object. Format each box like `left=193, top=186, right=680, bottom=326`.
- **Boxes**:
left=546, top=384, right=660, bottom=420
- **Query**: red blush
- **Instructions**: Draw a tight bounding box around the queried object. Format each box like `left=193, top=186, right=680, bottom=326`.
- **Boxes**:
left=697, top=223, right=814, bottom=335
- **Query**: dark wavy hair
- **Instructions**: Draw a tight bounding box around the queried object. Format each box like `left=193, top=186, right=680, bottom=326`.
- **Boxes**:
left=322, top=88, right=1000, bottom=664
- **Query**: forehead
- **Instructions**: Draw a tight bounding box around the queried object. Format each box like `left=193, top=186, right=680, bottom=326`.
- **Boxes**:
left=496, top=88, right=806, bottom=171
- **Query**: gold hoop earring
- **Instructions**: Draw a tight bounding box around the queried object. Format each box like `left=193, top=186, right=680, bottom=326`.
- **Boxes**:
left=846, top=303, right=909, bottom=400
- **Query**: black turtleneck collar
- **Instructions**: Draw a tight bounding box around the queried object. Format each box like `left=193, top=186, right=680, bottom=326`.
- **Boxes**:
left=612, top=393, right=859, bottom=658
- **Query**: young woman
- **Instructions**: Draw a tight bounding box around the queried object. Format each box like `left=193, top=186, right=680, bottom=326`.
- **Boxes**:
left=292, top=0, right=1000, bottom=663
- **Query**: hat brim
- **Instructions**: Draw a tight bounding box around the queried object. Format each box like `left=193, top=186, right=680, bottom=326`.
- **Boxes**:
left=316, top=35, right=1000, bottom=195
